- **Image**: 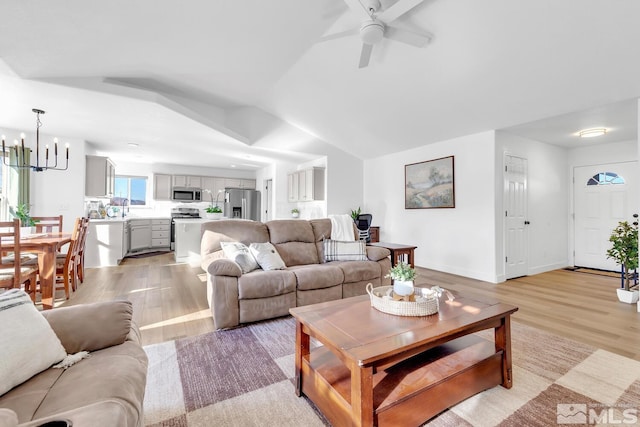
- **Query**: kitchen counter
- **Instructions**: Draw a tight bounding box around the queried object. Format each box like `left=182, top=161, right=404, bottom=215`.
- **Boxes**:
left=89, top=216, right=171, bottom=223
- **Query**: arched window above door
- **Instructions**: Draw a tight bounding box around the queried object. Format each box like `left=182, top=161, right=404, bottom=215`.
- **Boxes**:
left=587, top=172, right=625, bottom=186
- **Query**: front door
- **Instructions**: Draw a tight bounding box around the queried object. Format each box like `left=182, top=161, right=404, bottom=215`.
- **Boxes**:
left=573, top=161, right=638, bottom=271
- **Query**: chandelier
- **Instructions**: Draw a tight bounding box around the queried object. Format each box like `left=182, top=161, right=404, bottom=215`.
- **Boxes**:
left=1, top=108, right=69, bottom=172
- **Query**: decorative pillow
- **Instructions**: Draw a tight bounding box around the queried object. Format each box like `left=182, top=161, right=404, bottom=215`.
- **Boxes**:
left=0, top=289, right=67, bottom=395
left=249, top=242, right=287, bottom=271
left=220, top=242, right=259, bottom=274
left=324, top=239, right=367, bottom=262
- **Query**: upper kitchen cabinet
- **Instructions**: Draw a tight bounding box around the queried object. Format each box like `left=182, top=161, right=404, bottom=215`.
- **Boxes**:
left=224, top=178, right=256, bottom=189
left=153, top=174, right=172, bottom=201
left=288, top=167, right=325, bottom=202
left=85, top=155, right=116, bottom=197
left=173, top=175, right=202, bottom=188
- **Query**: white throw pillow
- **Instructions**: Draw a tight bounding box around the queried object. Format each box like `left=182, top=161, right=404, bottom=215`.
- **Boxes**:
left=324, top=239, right=367, bottom=262
left=220, top=242, right=259, bottom=274
left=249, top=242, right=286, bottom=271
left=0, top=289, right=67, bottom=395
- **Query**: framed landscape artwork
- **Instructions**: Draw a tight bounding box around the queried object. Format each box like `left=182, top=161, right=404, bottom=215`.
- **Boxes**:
left=405, top=156, right=455, bottom=209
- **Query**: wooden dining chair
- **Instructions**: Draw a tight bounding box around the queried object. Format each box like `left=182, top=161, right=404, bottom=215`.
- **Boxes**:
left=0, top=219, right=39, bottom=302
left=54, top=217, right=83, bottom=298
left=75, top=218, right=89, bottom=286
left=32, top=215, right=63, bottom=233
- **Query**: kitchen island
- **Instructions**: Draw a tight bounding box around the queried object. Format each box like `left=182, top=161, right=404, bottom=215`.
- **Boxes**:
left=173, top=218, right=210, bottom=265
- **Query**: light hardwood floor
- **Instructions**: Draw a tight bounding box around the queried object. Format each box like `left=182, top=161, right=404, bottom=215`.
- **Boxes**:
left=58, top=253, right=640, bottom=361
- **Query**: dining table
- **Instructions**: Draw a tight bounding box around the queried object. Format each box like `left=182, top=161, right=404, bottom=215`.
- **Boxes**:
left=6, top=232, right=72, bottom=310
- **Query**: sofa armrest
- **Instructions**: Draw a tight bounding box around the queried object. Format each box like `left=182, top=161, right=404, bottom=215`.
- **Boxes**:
left=41, top=300, right=133, bottom=354
left=206, top=258, right=242, bottom=277
left=366, top=246, right=391, bottom=262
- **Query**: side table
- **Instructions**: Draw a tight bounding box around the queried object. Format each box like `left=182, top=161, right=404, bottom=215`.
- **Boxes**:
left=368, top=242, right=417, bottom=267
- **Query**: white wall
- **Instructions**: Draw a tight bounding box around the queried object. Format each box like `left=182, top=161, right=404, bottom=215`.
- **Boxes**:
left=364, top=131, right=498, bottom=282
left=496, top=131, right=569, bottom=280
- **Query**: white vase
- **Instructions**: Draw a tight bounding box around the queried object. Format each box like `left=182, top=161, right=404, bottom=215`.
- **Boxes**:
left=393, top=280, right=414, bottom=296
left=205, top=212, right=223, bottom=220
left=291, top=212, right=299, bottom=218
left=616, top=288, right=639, bottom=304
left=20, top=226, right=32, bottom=237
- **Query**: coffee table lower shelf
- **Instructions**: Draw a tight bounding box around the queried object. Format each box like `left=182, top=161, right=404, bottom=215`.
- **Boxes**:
left=301, top=334, right=504, bottom=426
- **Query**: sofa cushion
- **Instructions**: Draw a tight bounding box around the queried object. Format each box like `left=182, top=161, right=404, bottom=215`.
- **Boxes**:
left=0, top=289, right=67, bottom=396
left=323, top=239, right=367, bottom=262
left=201, top=220, right=270, bottom=270
left=41, top=300, right=133, bottom=354
left=237, top=270, right=297, bottom=299
left=290, top=264, right=345, bottom=291
left=333, top=260, right=382, bottom=283
left=266, top=220, right=319, bottom=266
left=220, top=241, right=259, bottom=273
left=249, top=242, right=286, bottom=271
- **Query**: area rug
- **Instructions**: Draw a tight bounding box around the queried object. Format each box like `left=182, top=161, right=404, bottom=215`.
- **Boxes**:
left=143, top=317, right=640, bottom=427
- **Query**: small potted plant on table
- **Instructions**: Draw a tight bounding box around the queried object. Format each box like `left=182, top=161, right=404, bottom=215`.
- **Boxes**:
left=10, top=204, right=38, bottom=235
left=385, top=262, right=417, bottom=297
left=291, top=208, right=300, bottom=218
left=606, top=216, right=639, bottom=303
left=203, top=189, right=224, bottom=220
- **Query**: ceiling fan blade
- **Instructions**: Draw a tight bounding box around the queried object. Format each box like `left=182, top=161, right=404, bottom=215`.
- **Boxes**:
left=343, top=0, right=372, bottom=21
left=359, top=43, right=374, bottom=68
left=318, top=28, right=359, bottom=43
left=378, top=0, right=424, bottom=23
left=384, top=26, right=432, bottom=47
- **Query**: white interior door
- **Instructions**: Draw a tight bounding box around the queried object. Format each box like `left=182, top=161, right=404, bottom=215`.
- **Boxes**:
left=574, top=161, right=638, bottom=270
left=504, top=155, right=529, bottom=279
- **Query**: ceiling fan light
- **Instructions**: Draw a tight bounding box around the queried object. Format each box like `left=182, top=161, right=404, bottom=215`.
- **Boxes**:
left=360, top=20, right=384, bottom=45
left=578, top=128, right=607, bottom=138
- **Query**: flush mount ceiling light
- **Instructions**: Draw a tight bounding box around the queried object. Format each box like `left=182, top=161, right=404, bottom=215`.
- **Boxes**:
left=579, top=128, right=607, bottom=138
left=127, top=142, right=139, bottom=148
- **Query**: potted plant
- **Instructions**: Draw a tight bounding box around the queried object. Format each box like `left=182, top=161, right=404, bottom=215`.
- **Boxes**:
left=10, top=204, right=39, bottom=235
left=350, top=207, right=361, bottom=221
left=606, top=217, right=639, bottom=303
left=203, top=189, right=224, bottom=219
left=291, top=208, right=300, bottom=218
left=385, top=262, right=417, bottom=296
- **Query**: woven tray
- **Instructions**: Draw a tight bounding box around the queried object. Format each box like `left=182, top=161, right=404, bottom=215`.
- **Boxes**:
left=366, top=283, right=448, bottom=317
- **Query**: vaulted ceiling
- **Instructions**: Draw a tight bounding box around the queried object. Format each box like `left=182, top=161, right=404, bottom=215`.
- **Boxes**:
left=1, top=0, right=638, bottom=171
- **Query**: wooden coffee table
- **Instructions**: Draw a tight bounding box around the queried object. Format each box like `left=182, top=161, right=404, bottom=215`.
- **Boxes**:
left=290, top=292, right=518, bottom=427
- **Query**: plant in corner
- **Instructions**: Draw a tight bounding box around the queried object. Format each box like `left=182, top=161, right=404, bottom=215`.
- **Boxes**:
left=385, top=262, right=417, bottom=296
left=10, top=204, right=38, bottom=227
left=606, top=216, right=639, bottom=303
left=350, top=207, right=361, bottom=221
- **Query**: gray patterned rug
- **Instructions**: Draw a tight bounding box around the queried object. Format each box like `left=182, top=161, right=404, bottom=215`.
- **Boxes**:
left=143, top=317, right=640, bottom=426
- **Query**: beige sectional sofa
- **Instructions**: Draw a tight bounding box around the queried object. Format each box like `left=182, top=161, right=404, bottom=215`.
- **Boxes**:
left=0, top=300, right=148, bottom=427
left=200, top=218, right=392, bottom=330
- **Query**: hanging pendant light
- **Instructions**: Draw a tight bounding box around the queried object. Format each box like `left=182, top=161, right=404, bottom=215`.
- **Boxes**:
left=1, top=108, right=69, bottom=172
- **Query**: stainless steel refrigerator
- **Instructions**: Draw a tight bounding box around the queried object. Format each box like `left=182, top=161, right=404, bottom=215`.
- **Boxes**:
left=224, top=188, right=261, bottom=220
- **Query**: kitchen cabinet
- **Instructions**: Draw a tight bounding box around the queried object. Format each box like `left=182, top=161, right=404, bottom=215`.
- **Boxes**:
left=154, top=174, right=172, bottom=201
left=85, top=220, right=125, bottom=268
left=122, top=222, right=130, bottom=257
left=288, top=167, right=324, bottom=202
left=85, top=155, right=116, bottom=197
left=223, top=178, right=255, bottom=189
left=299, top=167, right=325, bottom=201
left=129, top=219, right=152, bottom=252
left=174, top=219, right=205, bottom=265
left=173, top=175, right=202, bottom=188
left=151, top=219, right=170, bottom=248
left=287, top=173, right=299, bottom=202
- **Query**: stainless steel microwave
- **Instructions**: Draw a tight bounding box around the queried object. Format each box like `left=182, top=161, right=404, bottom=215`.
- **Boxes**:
left=172, top=187, right=201, bottom=202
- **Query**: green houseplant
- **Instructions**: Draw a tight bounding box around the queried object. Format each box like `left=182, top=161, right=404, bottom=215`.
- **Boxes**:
left=10, top=204, right=38, bottom=227
left=606, top=218, right=639, bottom=303
left=291, top=208, right=300, bottom=218
left=203, top=189, right=223, bottom=219
left=350, top=207, right=361, bottom=221
left=385, top=262, right=417, bottom=296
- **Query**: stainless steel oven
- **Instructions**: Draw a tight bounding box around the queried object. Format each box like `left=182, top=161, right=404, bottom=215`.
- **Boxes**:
left=170, top=207, right=201, bottom=250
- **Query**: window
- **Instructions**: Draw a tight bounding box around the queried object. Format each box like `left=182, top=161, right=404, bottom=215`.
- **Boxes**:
left=586, top=172, right=625, bottom=186
left=111, top=175, right=148, bottom=206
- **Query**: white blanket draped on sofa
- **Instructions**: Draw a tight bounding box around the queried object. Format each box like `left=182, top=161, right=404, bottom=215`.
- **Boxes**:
left=329, top=214, right=355, bottom=241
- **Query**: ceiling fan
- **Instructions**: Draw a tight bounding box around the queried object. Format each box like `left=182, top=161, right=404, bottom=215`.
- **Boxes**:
left=321, top=0, right=431, bottom=68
